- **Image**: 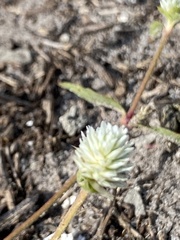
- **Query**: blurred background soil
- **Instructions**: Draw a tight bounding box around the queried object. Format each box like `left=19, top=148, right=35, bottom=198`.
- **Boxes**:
left=0, top=0, right=179, bottom=239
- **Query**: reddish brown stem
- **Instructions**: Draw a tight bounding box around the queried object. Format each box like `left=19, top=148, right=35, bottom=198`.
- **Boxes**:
left=121, top=26, right=173, bottom=125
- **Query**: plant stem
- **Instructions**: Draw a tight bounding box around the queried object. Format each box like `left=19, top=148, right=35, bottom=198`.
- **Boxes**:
left=51, top=188, right=89, bottom=240
left=121, top=25, right=173, bottom=125
left=4, top=174, right=77, bottom=240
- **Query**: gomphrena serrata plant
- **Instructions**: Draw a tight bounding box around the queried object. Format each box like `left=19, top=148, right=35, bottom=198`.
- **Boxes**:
left=4, top=1, right=180, bottom=240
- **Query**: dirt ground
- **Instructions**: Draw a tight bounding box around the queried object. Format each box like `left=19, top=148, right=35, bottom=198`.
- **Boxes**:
left=0, top=0, right=180, bottom=239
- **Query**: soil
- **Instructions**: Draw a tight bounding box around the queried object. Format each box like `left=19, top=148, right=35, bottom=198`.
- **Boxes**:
left=0, top=1, right=180, bottom=240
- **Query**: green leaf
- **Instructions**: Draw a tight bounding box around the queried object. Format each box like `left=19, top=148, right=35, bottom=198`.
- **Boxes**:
left=149, top=21, right=163, bottom=38
left=139, top=124, right=180, bottom=145
left=59, top=82, right=126, bottom=115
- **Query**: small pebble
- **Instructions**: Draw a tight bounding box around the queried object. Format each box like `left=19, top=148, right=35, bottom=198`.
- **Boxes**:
left=124, top=187, right=146, bottom=217
left=43, top=233, right=73, bottom=240
left=26, top=120, right=34, bottom=127
left=62, top=195, right=76, bottom=209
left=60, top=33, right=70, bottom=43
left=117, top=12, right=129, bottom=22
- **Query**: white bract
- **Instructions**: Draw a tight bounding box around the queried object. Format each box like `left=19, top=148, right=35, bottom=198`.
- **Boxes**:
left=159, top=0, right=180, bottom=26
left=160, top=0, right=180, bottom=12
left=74, top=121, right=134, bottom=199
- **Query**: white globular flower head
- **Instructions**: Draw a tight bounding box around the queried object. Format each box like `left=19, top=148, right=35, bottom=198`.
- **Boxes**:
left=159, top=0, right=180, bottom=26
left=160, top=0, right=180, bottom=11
left=74, top=121, right=134, bottom=199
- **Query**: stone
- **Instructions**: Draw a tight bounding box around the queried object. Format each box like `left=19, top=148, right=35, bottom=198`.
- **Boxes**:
left=0, top=48, right=32, bottom=65
left=124, top=187, right=146, bottom=217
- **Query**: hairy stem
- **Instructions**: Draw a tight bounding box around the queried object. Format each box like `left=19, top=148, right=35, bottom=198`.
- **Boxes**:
left=51, top=189, right=89, bottom=240
left=121, top=25, right=173, bottom=125
left=4, top=174, right=77, bottom=240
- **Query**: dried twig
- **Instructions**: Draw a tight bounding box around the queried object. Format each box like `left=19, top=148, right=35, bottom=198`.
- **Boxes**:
left=0, top=74, right=19, bottom=88
left=0, top=194, right=39, bottom=231
left=0, top=150, right=15, bottom=210
left=4, top=174, right=77, bottom=240
left=94, top=205, right=114, bottom=240
left=37, top=67, right=55, bottom=96
left=84, top=56, right=115, bottom=88
left=113, top=210, right=143, bottom=239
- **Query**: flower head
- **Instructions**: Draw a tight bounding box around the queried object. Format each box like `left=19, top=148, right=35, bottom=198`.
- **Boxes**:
left=159, top=0, right=180, bottom=26
left=160, top=0, right=180, bottom=12
left=74, top=121, right=134, bottom=199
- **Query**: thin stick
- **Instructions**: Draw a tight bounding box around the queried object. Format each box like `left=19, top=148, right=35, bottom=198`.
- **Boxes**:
left=51, top=188, right=89, bottom=240
left=4, top=174, right=77, bottom=240
left=114, top=210, right=143, bottom=239
left=95, top=206, right=114, bottom=239
left=122, top=25, right=173, bottom=125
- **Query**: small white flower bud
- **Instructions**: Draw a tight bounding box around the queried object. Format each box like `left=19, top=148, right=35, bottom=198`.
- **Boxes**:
left=160, top=0, right=180, bottom=12
left=74, top=121, right=134, bottom=199
left=159, top=0, right=180, bottom=26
